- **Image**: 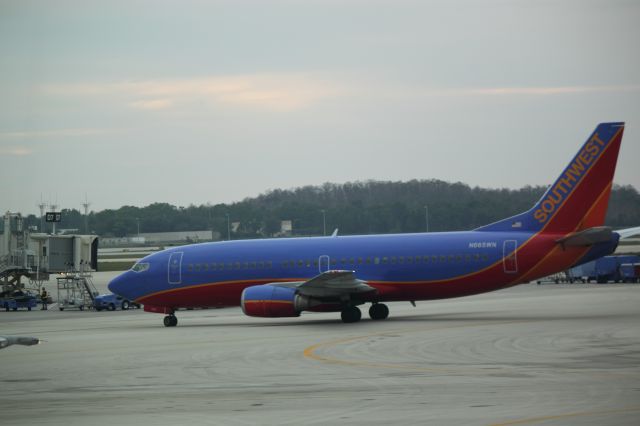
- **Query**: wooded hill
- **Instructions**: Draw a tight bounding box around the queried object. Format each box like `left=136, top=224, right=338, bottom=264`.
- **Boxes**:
left=20, top=181, right=640, bottom=239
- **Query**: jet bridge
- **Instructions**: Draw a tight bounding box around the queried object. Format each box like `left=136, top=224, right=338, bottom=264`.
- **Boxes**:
left=0, top=212, right=98, bottom=297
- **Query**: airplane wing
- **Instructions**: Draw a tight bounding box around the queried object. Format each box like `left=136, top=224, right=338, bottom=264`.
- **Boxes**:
left=269, top=270, right=376, bottom=299
left=615, top=226, right=640, bottom=240
left=0, top=336, right=40, bottom=349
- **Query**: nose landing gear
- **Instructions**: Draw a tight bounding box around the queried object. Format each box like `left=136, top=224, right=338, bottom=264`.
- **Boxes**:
left=163, top=315, right=178, bottom=327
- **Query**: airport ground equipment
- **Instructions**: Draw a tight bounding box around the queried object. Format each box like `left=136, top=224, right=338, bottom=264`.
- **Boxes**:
left=620, top=263, right=640, bottom=283
left=568, top=255, right=640, bottom=283
left=56, top=273, right=98, bottom=311
left=93, top=293, right=140, bottom=311
left=0, top=291, right=38, bottom=311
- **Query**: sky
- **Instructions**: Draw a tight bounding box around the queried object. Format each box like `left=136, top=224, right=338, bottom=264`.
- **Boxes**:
left=1, top=0, right=639, bottom=215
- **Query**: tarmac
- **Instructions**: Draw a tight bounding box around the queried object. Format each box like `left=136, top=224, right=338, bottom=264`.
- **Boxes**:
left=1, top=272, right=639, bottom=425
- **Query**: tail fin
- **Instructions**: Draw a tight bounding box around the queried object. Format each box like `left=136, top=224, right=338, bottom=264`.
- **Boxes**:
left=476, top=122, right=625, bottom=234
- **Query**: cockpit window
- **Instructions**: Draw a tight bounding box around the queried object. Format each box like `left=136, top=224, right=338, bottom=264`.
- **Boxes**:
left=131, top=262, right=150, bottom=273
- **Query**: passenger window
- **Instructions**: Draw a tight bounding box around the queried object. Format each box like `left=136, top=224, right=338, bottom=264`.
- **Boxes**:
left=204, top=263, right=209, bottom=271
left=456, top=255, right=462, bottom=262
left=306, top=260, right=311, bottom=267
left=398, top=256, right=404, bottom=264
left=440, top=255, right=446, bottom=263
left=358, top=257, right=363, bottom=265
left=250, top=261, right=257, bottom=269
left=289, top=260, right=295, bottom=268
left=242, top=262, right=248, bottom=269
left=465, top=254, right=471, bottom=262
left=341, top=258, right=347, bottom=265
left=298, top=260, right=304, bottom=267
left=330, top=259, right=337, bottom=266
left=474, top=254, right=480, bottom=261
left=258, top=261, right=264, bottom=269
left=374, top=257, right=380, bottom=265
left=313, top=260, right=318, bottom=267
left=219, top=263, right=225, bottom=270
left=366, top=257, right=371, bottom=264
left=390, top=256, right=396, bottom=264
left=187, top=264, right=193, bottom=272
left=266, top=261, right=272, bottom=269
left=482, top=254, right=489, bottom=261
left=382, top=257, right=388, bottom=264
left=234, top=262, right=240, bottom=270
left=406, top=256, right=412, bottom=264
left=349, top=258, right=355, bottom=265
left=432, top=255, right=438, bottom=263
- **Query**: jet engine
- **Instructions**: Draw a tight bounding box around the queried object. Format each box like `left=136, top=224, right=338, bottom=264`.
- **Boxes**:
left=241, top=285, right=318, bottom=318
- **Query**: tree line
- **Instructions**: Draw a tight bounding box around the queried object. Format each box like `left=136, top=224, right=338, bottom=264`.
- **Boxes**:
left=18, top=180, right=640, bottom=239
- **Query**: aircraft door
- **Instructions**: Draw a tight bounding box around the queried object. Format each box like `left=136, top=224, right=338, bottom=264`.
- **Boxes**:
left=168, top=251, right=183, bottom=284
left=319, top=255, right=330, bottom=273
left=503, top=240, right=518, bottom=274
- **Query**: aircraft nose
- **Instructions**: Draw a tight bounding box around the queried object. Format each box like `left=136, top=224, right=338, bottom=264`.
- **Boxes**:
left=108, top=272, right=131, bottom=298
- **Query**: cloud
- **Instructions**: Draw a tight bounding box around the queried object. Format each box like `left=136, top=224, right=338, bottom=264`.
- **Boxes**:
left=460, top=85, right=640, bottom=96
left=0, top=146, right=33, bottom=156
left=46, top=74, right=342, bottom=112
left=0, top=128, right=108, bottom=140
left=129, top=99, right=172, bottom=110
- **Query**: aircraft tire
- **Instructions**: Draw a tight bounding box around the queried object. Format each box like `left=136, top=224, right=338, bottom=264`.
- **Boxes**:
left=108, top=303, right=116, bottom=311
left=122, top=301, right=130, bottom=310
left=163, top=315, right=178, bottom=327
left=341, top=306, right=361, bottom=323
left=369, top=303, right=389, bottom=320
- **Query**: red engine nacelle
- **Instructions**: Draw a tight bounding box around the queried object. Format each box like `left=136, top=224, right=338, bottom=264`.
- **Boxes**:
left=241, top=285, right=318, bottom=318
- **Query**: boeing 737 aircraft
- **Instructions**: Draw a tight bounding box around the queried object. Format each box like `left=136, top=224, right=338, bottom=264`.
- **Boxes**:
left=110, top=122, right=633, bottom=327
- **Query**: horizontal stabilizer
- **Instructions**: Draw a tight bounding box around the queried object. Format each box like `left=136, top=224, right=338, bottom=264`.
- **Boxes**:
left=615, top=226, right=640, bottom=240
left=555, top=226, right=613, bottom=247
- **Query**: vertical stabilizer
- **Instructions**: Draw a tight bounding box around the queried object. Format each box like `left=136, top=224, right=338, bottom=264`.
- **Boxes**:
left=476, top=122, right=624, bottom=234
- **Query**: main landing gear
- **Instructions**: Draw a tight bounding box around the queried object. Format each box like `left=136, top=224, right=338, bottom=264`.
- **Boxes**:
left=163, top=314, right=178, bottom=327
left=340, top=303, right=390, bottom=323
left=369, top=303, right=389, bottom=320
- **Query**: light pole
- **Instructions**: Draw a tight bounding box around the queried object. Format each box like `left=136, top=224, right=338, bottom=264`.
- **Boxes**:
left=136, top=218, right=140, bottom=237
left=225, top=213, right=231, bottom=241
left=321, top=210, right=326, bottom=236
left=425, top=205, right=429, bottom=232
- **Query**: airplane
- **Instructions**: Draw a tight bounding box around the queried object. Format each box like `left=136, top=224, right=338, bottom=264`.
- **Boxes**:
left=109, top=122, right=634, bottom=327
